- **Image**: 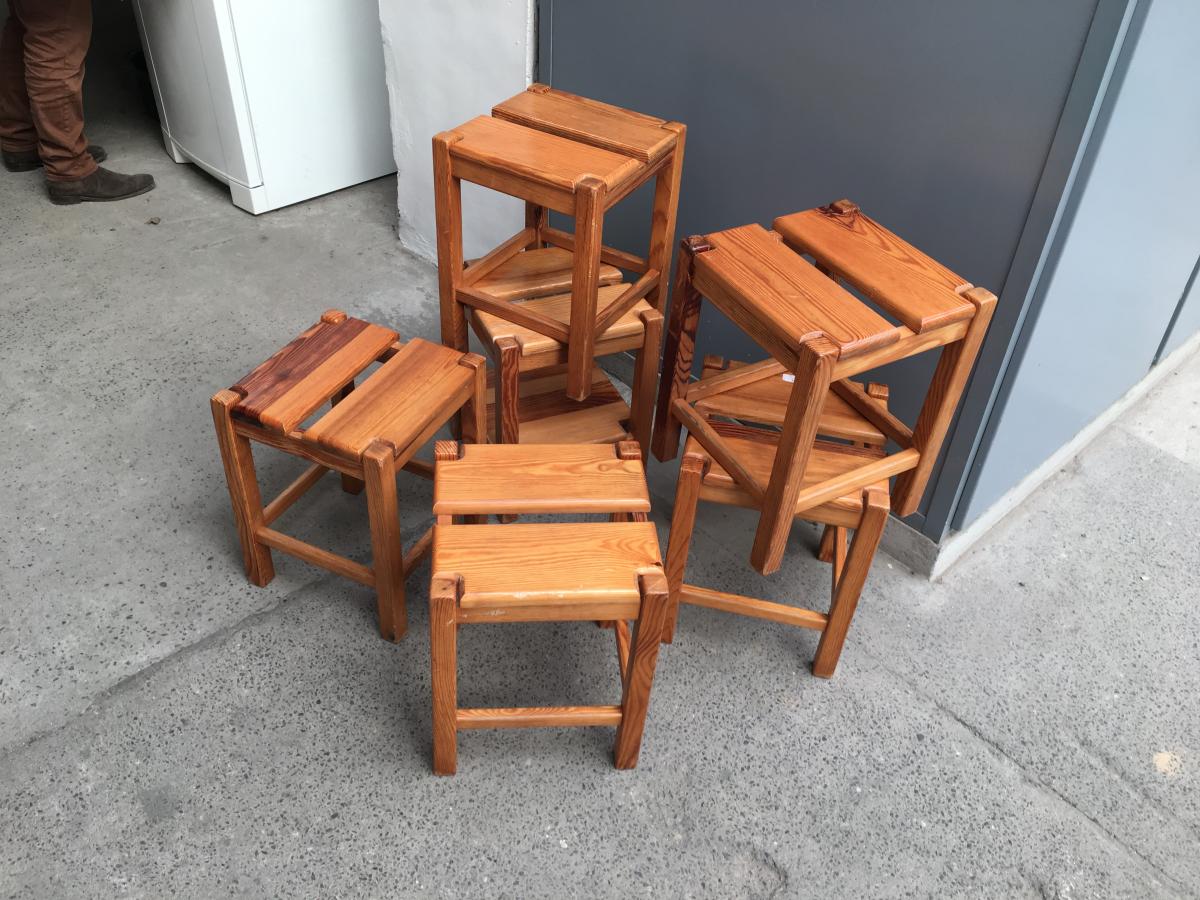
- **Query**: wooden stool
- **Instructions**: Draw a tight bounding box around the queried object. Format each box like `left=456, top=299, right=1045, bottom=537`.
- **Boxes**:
left=210, top=310, right=486, bottom=641
left=429, top=440, right=669, bottom=774
left=434, top=84, right=684, bottom=407
left=473, top=280, right=664, bottom=452
left=652, top=201, right=996, bottom=676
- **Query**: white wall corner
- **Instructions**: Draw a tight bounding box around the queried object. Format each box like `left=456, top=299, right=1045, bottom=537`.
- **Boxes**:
left=375, top=0, right=534, bottom=265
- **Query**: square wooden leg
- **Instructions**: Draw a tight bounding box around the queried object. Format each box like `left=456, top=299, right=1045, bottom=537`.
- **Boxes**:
left=364, top=440, right=405, bottom=641
left=613, top=569, right=671, bottom=769
left=211, top=390, right=275, bottom=586
left=629, top=307, right=663, bottom=461
left=812, top=489, right=888, bottom=678
left=459, top=352, right=488, bottom=446
left=332, top=381, right=364, bottom=495
left=494, top=336, right=521, bottom=445
left=430, top=574, right=460, bottom=775
left=662, top=452, right=706, bottom=644
left=566, top=176, right=606, bottom=401
left=651, top=237, right=709, bottom=462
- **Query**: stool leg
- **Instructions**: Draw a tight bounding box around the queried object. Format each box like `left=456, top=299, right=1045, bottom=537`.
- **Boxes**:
left=651, top=236, right=709, bottom=462
left=566, top=176, right=606, bottom=401
left=750, top=337, right=838, bottom=576
left=495, top=336, right=521, bottom=445
left=332, top=381, right=364, bottom=494
left=458, top=352, right=488, bottom=446
left=629, top=308, right=663, bottom=461
left=364, top=440, right=405, bottom=642
left=812, top=489, right=889, bottom=678
left=614, top=569, right=671, bottom=769
left=662, top=452, right=706, bottom=644
left=210, top=390, right=274, bottom=586
left=645, top=127, right=685, bottom=313
left=817, top=524, right=836, bottom=562
left=430, top=574, right=460, bottom=775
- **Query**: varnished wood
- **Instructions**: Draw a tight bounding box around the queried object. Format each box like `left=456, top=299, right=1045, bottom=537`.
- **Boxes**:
left=593, top=268, right=661, bottom=336
left=456, top=283, right=571, bottom=344
left=494, top=85, right=675, bottom=164
left=434, top=133, right=467, bottom=354
left=696, top=224, right=902, bottom=366
left=306, top=339, right=473, bottom=459
left=471, top=284, right=650, bottom=362
left=567, top=176, right=606, bottom=400
left=812, top=488, right=889, bottom=677
left=679, top=585, right=828, bottom=631
left=434, top=443, right=650, bottom=516
left=646, top=122, right=686, bottom=312
left=670, top=399, right=766, bottom=502
left=364, top=439, right=404, bottom=641
left=891, top=286, right=997, bottom=516
left=255, top=526, right=374, bottom=588
left=541, top=226, right=650, bottom=275
left=232, top=315, right=397, bottom=433
left=485, top=365, right=630, bottom=446
left=751, top=338, right=839, bottom=575
left=651, top=236, right=710, bottom=461
left=613, top=569, right=670, bottom=769
left=262, top=463, right=327, bottom=526
left=211, top=390, right=275, bottom=586
left=457, top=706, right=623, bottom=730
left=470, top=245, right=622, bottom=302
left=433, top=522, right=660, bottom=616
left=829, top=379, right=913, bottom=448
left=215, top=325, right=480, bottom=644
left=460, top=227, right=536, bottom=288
left=773, top=201, right=976, bottom=334
left=494, top=336, right=521, bottom=444
left=429, top=574, right=460, bottom=775
left=662, top=452, right=707, bottom=644
left=331, top=381, right=365, bottom=494
left=628, top=308, right=663, bottom=458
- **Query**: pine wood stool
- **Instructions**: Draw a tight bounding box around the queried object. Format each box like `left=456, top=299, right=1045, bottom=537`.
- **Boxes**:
left=652, top=201, right=996, bottom=676
left=428, top=440, right=669, bottom=774
left=434, top=84, right=684, bottom=407
left=210, top=310, right=487, bottom=641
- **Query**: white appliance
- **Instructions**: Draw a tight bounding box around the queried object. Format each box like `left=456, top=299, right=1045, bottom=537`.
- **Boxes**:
left=131, top=0, right=396, bottom=214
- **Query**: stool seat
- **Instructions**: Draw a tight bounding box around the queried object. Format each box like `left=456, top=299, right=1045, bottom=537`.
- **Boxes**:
left=487, top=366, right=632, bottom=445
left=696, top=224, right=903, bottom=365
left=493, top=85, right=677, bottom=164
left=471, top=246, right=622, bottom=302
left=450, top=116, right=646, bottom=209
left=473, top=283, right=652, bottom=358
left=434, top=522, right=662, bottom=620
left=694, top=358, right=886, bottom=444
left=434, top=442, right=650, bottom=516
left=232, top=311, right=398, bottom=433
left=773, top=200, right=976, bottom=334
left=686, top=426, right=892, bottom=525
left=305, top=338, right=475, bottom=459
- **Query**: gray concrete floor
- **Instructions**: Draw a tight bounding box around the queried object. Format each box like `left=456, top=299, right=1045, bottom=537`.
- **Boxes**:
left=2, top=14, right=1200, bottom=900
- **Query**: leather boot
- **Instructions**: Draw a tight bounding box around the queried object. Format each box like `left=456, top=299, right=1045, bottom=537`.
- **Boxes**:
left=3, top=144, right=107, bottom=172
left=47, top=166, right=155, bottom=205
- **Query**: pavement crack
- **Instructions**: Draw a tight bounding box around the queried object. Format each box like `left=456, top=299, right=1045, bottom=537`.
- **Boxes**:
left=0, top=574, right=337, bottom=763
left=867, top=652, right=1196, bottom=898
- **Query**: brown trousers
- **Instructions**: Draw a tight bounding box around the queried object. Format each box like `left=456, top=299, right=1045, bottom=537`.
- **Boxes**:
left=0, top=0, right=96, bottom=181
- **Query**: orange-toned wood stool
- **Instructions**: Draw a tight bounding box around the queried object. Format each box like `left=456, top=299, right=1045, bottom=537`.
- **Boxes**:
left=434, top=85, right=684, bottom=424
left=653, top=200, right=996, bottom=676
left=210, top=310, right=487, bottom=641
left=428, top=440, right=669, bottom=774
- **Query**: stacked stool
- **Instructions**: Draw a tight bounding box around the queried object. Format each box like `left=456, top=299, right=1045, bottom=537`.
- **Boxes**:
left=653, top=200, right=995, bottom=677
left=211, top=310, right=487, bottom=641
left=428, top=441, right=669, bottom=774
left=434, top=85, right=683, bottom=453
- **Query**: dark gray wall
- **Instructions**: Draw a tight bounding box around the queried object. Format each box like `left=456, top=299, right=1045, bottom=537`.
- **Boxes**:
left=543, top=0, right=1110, bottom=536
left=958, top=0, right=1200, bottom=526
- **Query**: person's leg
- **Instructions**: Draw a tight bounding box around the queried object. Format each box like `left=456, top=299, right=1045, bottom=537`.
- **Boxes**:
left=0, top=10, right=38, bottom=154
left=14, top=0, right=96, bottom=181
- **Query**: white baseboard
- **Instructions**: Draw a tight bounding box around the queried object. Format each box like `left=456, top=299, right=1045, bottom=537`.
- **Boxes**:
left=923, top=327, right=1200, bottom=579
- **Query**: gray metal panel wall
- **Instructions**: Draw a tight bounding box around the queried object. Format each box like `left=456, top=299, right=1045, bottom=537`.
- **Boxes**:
left=1158, top=254, right=1200, bottom=360
left=957, top=0, right=1200, bottom=526
left=543, top=0, right=1103, bottom=536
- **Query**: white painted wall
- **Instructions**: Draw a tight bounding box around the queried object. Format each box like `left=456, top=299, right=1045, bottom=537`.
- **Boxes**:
left=376, top=0, right=534, bottom=262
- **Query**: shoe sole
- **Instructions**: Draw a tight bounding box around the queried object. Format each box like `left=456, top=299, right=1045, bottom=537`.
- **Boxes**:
left=49, top=181, right=156, bottom=206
